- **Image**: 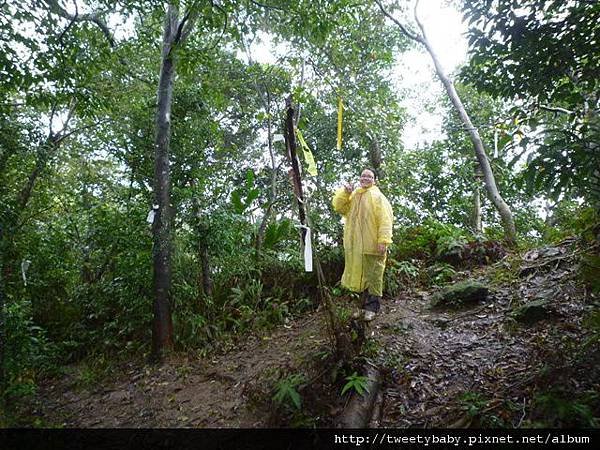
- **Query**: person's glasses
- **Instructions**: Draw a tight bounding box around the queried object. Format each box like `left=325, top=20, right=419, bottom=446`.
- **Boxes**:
left=360, top=175, right=374, bottom=180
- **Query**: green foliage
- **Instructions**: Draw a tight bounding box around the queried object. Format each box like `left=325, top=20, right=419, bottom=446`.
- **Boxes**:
left=395, top=219, right=470, bottom=261
left=459, top=391, right=509, bottom=427
left=262, top=219, right=293, bottom=251
left=542, top=203, right=598, bottom=243
left=461, top=0, right=600, bottom=204
left=384, top=259, right=419, bottom=296
left=459, top=391, right=488, bottom=418
left=341, top=371, right=369, bottom=396
left=230, top=169, right=260, bottom=214
left=3, top=298, right=54, bottom=399
left=582, top=309, right=600, bottom=349
left=532, top=390, right=599, bottom=428
left=427, top=263, right=457, bottom=285
left=273, top=373, right=306, bottom=411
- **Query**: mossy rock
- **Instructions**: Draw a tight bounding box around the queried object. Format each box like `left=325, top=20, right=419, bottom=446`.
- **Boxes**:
left=510, top=299, right=552, bottom=325
left=430, top=280, right=489, bottom=309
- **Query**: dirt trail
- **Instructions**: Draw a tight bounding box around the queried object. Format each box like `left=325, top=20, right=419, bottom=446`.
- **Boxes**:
left=35, top=314, right=330, bottom=427
left=372, top=240, right=595, bottom=427
left=32, top=240, right=597, bottom=428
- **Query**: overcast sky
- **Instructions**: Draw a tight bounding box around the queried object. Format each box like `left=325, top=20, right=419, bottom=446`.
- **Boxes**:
left=392, top=0, right=468, bottom=148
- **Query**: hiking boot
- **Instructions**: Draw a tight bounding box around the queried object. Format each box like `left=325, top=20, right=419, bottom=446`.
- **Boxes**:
left=363, top=310, right=376, bottom=322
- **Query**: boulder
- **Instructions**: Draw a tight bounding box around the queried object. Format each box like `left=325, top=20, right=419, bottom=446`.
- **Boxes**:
left=430, top=280, right=489, bottom=309
left=510, top=299, right=553, bottom=324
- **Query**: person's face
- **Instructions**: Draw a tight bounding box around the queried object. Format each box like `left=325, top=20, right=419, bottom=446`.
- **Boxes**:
left=359, top=170, right=375, bottom=188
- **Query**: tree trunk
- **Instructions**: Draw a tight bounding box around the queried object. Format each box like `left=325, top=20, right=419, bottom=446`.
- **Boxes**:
left=369, top=137, right=384, bottom=179
left=472, top=185, right=482, bottom=233
left=285, top=99, right=355, bottom=361
left=284, top=96, right=307, bottom=244
left=472, top=165, right=483, bottom=233
left=151, top=5, right=179, bottom=360
left=0, top=225, right=6, bottom=410
left=417, top=28, right=517, bottom=246
left=376, top=0, right=517, bottom=246
left=199, top=238, right=212, bottom=297
left=255, top=91, right=277, bottom=256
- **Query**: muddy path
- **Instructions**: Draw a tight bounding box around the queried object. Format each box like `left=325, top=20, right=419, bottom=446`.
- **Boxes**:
left=30, top=240, right=598, bottom=428
left=372, top=241, right=598, bottom=427
left=33, top=313, right=332, bottom=427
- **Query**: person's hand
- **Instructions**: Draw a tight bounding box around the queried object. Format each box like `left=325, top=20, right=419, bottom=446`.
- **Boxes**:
left=377, top=243, right=387, bottom=255
left=344, top=182, right=354, bottom=194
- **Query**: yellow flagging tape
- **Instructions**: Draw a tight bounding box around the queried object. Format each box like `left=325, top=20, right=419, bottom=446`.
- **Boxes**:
left=295, top=127, right=318, bottom=176
left=336, top=97, right=343, bottom=150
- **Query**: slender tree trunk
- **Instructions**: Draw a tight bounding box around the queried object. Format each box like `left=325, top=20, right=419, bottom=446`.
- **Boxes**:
left=255, top=91, right=277, bottom=256
left=192, top=199, right=212, bottom=298
left=0, top=225, right=6, bottom=411
left=151, top=5, right=179, bottom=360
left=369, top=137, right=384, bottom=179
left=415, top=23, right=516, bottom=245
left=284, top=96, right=307, bottom=244
left=424, top=41, right=516, bottom=244
left=472, top=185, right=482, bottom=233
left=199, top=239, right=212, bottom=297
left=472, top=165, right=483, bottom=233
left=149, top=2, right=199, bottom=360
left=284, top=98, right=355, bottom=360
left=376, top=0, right=517, bottom=246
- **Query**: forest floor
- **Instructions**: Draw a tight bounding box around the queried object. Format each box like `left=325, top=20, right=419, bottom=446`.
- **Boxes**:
left=26, top=238, right=600, bottom=428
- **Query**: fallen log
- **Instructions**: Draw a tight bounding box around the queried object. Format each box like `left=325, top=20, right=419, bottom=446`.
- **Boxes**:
left=336, top=363, right=382, bottom=428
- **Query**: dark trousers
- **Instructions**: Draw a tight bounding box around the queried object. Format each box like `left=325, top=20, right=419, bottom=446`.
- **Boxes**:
left=361, top=290, right=381, bottom=313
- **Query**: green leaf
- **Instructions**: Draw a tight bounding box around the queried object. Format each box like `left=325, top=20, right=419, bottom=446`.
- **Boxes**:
left=245, top=169, right=254, bottom=188
left=245, top=188, right=260, bottom=206
left=231, top=190, right=245, bottom=214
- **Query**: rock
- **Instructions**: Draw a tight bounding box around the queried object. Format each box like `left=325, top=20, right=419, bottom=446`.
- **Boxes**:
left=431, top=317, right=451, bottom=329
left=510, top=299, right=553, bottom=324
left=107, top=390, right=131, bottom=402
left=430, top=280, right=489, bottom=309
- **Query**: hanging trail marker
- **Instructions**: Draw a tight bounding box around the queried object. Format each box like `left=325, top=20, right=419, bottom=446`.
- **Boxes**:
left=297, top=225, right=313, bottom=272
left=21, top=259, right=31, bottom=286
left=336, top=97, right=344, bottom=150
left=295, top=127, right=318, bottom=176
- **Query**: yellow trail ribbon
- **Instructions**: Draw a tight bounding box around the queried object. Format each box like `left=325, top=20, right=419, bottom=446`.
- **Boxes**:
left=336, top=97, right=343, bottom=150
left=295, top=127, right=318, bottom=176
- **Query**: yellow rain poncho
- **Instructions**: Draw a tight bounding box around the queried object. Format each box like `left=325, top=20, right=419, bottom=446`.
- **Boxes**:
left=332, top=185, right=394, bottom=296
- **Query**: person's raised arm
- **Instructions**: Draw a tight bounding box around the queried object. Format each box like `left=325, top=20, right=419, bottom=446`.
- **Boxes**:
left=332, top=182, right=354, bottom=217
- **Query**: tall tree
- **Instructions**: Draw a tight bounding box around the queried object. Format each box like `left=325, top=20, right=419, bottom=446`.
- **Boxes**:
left=151, top=2, right=200, bottom=360
left=375, top=0, right=517, bottom=245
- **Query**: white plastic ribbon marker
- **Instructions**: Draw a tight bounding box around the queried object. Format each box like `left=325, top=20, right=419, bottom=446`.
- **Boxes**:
left=302, top=226, right=313, bottom=272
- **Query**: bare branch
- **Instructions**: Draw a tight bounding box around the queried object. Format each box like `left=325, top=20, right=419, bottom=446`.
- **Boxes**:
left=374, top=0, right=422, bottom=43
left=57, top=0, right=79, bottom=45
left=539, top=105, right=575, bottom=115
left=248, top=0, right=285, bottom=11
left=44, top=0, right=115, bottom=47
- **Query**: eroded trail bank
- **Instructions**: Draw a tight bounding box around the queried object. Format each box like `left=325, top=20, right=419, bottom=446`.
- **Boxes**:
left=32, top=313, right=331, bottom=427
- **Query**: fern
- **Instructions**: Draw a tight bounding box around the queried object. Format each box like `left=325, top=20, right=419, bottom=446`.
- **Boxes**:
left=341, top=372, right=369, bottom=396
left=273, top=374, right=305, bottom=410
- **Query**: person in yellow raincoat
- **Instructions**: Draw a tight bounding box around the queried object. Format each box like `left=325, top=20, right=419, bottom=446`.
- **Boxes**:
left=332, top=169, right=394, bottom=321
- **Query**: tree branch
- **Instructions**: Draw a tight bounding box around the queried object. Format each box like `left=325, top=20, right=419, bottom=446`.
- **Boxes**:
left=248, top=0, right=285, bottom=11
left=374, top=0, right=421, bottom=43
left=539, top=105, right=575, bottom=115
left=44, top=0, right=115, bottom=47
